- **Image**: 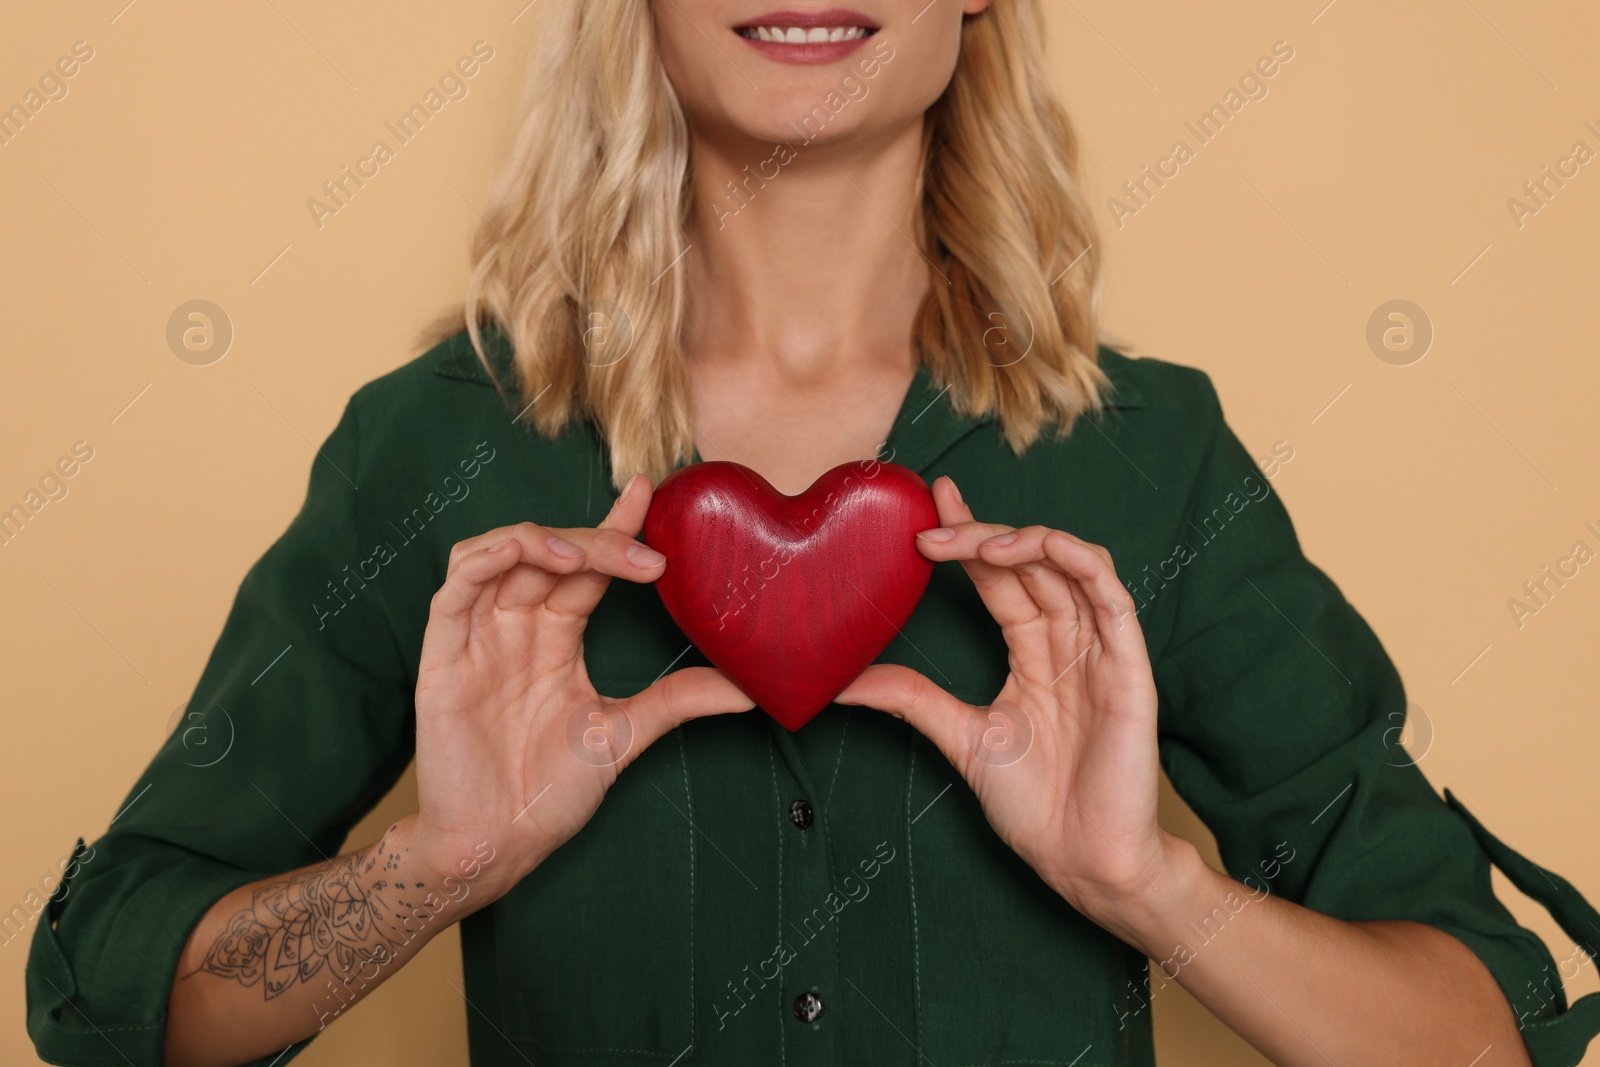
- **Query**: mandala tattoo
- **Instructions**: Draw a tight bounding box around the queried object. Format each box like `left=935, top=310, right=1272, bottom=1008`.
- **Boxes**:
left=190, top=828, right=419, bottom=999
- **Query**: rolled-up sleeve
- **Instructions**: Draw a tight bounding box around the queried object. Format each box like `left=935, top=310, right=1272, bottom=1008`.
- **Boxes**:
left=25, top=392, right=416, bottom=1066
left=1150, top=373, right=1600, bottom=1067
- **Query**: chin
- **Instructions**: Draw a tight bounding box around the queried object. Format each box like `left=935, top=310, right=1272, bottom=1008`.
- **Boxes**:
left=732, top=100, right=868, bottom=147
left=723, top=35, right=903, bottom=151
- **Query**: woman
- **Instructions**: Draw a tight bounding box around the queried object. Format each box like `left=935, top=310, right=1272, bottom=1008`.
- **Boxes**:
left=25, top=1, right=1600, bottom=1065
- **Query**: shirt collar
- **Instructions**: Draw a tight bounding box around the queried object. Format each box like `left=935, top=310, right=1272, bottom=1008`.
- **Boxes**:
left=434, top=326, right=517, bottom=390
left=875, top=348, right=1146, bottom=475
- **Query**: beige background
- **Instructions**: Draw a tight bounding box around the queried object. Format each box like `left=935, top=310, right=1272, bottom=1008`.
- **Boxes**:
left=3, top=1, right=1598, bottom=1063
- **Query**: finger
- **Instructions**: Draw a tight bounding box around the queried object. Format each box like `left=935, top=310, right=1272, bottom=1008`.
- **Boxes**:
left=1040, top=531, right=1148, bottom=661
left=835, top=664, right=974, bottom=767
left=972, top=526, right=1080, bottom=618
left=514, top=525, right=665, bottom=617
left=539, top=525, right=666, bottom=580
left=1063, top=562, right=1096, bottom=635
left=425, top=538, right=523, bottom=658
left=446, top=521, right=581, bottom=572
left=493, top=557, right=564, bottom=611
left=459, top=522, right=591, bottom=612
left=914, top=518, right=1020, bottom=562
left=448, top=522, right=591, bottom=578
left=620, top=666, right=755, bottom=750
left=543, top=474, right=666, bottom=618
left=916, top=510, right=1040, bottom=631
left=444, top=471, right=653, bottom=577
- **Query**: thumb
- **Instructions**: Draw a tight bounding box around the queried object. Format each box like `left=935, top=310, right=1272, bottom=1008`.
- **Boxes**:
left=602, top=473, right=655, bottom=537
left=622, top=666, right=755, bottom=749
left=835, top=664, right=973, bottom=764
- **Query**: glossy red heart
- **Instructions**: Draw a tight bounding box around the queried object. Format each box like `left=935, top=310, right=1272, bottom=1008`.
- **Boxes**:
left=642, top=459, right=939, bottom=730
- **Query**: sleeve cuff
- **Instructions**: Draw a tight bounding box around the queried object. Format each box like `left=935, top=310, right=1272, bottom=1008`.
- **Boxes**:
left=1444, top=789, right=1600, bottom=1067
left=25, top=835, right=307, bottom=1067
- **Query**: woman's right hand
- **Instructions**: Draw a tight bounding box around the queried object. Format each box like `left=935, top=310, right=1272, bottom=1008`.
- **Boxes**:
left=408, top=472, right=751, bottom=908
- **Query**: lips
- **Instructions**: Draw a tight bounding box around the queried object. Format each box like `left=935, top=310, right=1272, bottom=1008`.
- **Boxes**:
left=734, top=7, right=880, bottom=63
left=741, top=24, right=873, bottom=43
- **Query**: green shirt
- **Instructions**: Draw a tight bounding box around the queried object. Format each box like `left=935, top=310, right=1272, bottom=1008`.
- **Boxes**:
left=26, top=331, right=1600, bottom=1067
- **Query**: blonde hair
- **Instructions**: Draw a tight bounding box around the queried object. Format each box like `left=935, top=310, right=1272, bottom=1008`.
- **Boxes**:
left=426, top=0, right=1107, bottom=489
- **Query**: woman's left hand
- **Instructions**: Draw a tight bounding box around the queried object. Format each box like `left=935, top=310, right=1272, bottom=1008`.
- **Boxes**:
left=836, top=475, right=1187, bottom=933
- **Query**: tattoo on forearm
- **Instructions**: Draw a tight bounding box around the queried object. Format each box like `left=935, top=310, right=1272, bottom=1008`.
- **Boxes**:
left=187, top=825, right=420, bottom=1000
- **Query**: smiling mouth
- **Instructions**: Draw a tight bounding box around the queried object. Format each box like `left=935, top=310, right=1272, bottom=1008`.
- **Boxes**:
left=736, top=24, right=877, bottom=43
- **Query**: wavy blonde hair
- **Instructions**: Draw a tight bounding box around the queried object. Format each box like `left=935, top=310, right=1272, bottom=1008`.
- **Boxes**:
left=425, top=0, right=1107, bottom=489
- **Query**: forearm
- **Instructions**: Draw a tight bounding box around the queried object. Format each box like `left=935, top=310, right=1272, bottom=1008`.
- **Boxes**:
left=163, top=813, right=494, bottom=1067
left=1086, top=835, right=1530, bottom=1067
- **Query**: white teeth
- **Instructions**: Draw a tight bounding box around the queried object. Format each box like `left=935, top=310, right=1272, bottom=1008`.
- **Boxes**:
left=745, top=24, right=867, bottom=42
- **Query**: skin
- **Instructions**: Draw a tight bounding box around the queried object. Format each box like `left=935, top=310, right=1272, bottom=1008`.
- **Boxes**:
left=664, top=0, right=970, bottom=493
left=163, top=2, right=1533, bottom=1065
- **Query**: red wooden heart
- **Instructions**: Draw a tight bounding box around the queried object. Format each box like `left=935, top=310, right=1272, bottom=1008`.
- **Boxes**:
left=642, top=459, right=938, bottom=730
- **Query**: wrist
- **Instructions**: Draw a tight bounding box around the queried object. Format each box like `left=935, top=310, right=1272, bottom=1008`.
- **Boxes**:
left=1065, top=831, right=1220, bottom=955
left=365, top=815, right=468, bottom=951
left=400, top=813, right=508, bottom=921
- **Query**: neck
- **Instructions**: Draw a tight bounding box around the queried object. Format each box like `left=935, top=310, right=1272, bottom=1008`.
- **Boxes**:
left=681, top=119, right=932, bottom=383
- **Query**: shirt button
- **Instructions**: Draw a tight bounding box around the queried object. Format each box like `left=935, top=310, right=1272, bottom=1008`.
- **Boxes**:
left=793, top=991, right=825, bottom=1023
left=788, top=799, right=814, bottom=830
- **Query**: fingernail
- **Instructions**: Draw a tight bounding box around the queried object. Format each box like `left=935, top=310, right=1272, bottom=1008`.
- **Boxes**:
left=627, top=542, right=666, bottom=568
left=547, top=535, right=584, bottom=558
left=917, top=527, right=956, bottom=542
left=491, top=538, right=514, bottom=552
left=982, top=531, right=1018, bottom=547
left=947, top=478, right=964, bottom=504
left=617, top=476, right=636, bottom=507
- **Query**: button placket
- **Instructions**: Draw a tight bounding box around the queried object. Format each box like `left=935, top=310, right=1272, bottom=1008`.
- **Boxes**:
left=767, top=721, right=844, bottom=1061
